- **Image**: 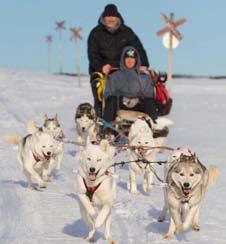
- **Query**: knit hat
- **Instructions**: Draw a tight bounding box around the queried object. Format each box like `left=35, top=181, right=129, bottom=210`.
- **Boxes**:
left=124, top=48, right=137, bottom=59
left=102, top=4, right=120, bottom=18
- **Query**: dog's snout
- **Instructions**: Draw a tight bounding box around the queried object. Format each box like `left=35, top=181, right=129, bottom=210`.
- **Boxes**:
left=89, top=167, right=95, bottom=173
left=183, top=182, right=190, bottom=188
left=47, top=151, right=51, bottom=156
left=82, top=127, right=86, bottom=131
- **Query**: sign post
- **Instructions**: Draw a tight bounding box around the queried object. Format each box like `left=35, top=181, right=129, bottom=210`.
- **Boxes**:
left=70, top=27, right=83, bottom=87
left=56, top=21, right=66, bottom=74
left=157, top=13, right=186, bottom=90
left=45, top=35, right=53, bottom=73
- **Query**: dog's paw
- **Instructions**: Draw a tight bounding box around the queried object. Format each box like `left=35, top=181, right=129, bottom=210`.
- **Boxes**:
left=192, top=224, right=200, bottom=231
left=142, top=183, right=153, bottom=192
left=107, top=240, right=117, bottom=244
left=55, top=165, right=61, bottom=171
left=30, top=185, right=38, bottom=191
left=158, top=216, right=165, bottom=222
left=163, top=234, right=173, bottom=240
left=86, top=236, right=95, bottom=243
left=130, top=189, right=139, bottom=195
left=39, top=181, right=47, bottom=188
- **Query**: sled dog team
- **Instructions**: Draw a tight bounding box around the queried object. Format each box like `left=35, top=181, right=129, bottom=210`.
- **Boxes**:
left=2, top=103, right=218, bottom=242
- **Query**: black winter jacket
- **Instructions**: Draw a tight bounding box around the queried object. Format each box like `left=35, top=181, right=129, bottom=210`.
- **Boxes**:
left=88, top=16, right=149, bottom=74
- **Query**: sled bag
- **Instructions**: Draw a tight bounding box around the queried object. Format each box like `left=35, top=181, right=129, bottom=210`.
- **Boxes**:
left=155, top=82, right=172, bottom=116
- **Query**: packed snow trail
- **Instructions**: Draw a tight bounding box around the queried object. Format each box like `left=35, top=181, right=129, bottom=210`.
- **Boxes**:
left=0, top=69, right=225, bottom=243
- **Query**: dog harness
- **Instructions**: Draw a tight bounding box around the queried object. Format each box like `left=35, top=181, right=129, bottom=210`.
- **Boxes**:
left=83, top=171, right=110, bottom=202
left=33, top=153, right=41, bottom=162
left=83, top=179, right=101, bottom=202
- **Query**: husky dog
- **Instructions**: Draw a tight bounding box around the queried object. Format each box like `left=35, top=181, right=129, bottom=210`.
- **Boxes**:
left=127, top=116, right=173, bottom=194
left=27, top=114, right=64, bottom=174
left=158, top=148, right=219, bottom=240
left=75, top=103, right=99, bottom=145
left=76, top=139, right=116, bottom=243
left=2, top=131, right=56, bottom=190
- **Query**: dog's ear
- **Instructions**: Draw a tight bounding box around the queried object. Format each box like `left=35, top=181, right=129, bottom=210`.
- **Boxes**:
left=91, top=107, right=96, bottom=118
left=100, top=139, right=110, bottom=153
left=44, top=114, right=48, bottom=121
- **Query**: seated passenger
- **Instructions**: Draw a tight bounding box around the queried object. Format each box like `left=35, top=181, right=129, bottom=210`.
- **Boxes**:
left=103, top=46, right=157, bottom=123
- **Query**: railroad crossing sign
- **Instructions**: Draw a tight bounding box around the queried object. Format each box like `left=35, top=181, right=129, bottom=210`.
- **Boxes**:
left=156, top=13, right=186, bottom=86
left=70, top=27, right=83, bottom=87
left=70, top=27, right=83, bottom=42
left=157, top=13, right=186, bottom=41
left=55, top=20, right=66, bottom=74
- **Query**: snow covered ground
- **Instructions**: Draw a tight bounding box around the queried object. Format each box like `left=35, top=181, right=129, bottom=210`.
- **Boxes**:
left=0, top=69, right=225, bottom=244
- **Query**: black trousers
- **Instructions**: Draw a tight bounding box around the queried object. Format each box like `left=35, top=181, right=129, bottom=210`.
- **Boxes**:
left=103, top=96, right=158, bottom=122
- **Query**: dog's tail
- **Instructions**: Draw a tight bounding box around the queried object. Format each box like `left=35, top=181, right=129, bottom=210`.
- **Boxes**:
left=1, top=135, right=23, bottom=144
left=154, top=117, right=174, bottom=130
left=27, top=120, right=39, bottom=134
left=207, top=166, right=219, bottom=188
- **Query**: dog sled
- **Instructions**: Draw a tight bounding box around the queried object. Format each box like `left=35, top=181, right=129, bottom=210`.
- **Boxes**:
left=91, top=70, right=172, bottom=139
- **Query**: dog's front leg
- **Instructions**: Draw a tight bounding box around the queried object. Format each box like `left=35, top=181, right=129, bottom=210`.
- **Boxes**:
left=182, top=205, right=199, bottom=231
left=55, top=151, right=63, bottom=171
left=78, top=194, right=96, bottom=217
left=169, top=206, right=183, bottom=233
left=95, top=204, right=111, bottom=229
left=79, top=203, right=95, bottom=242
left=104, top=210, right=113, bottom=241
left=158, top=188, right=168, bottom=222
left=143, top=171, right=154, bottom=192
left=163, top=216, right=176, bottom=240
left=23, top=168, right=33, bottom=188
left=129, top=168, right=138, bottom=194
left=24, top=162, right=47, bottom=188
left=45, top=157, right=55, bottom=180
left=192, top=205, right=200, bottom=231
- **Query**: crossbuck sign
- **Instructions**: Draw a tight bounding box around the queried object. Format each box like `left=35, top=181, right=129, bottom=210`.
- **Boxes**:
left=156, top=13, right=186, bottom=86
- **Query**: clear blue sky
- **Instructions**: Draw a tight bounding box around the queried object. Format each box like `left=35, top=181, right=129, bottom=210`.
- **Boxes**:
left=0, top=0, right=225, bottom=75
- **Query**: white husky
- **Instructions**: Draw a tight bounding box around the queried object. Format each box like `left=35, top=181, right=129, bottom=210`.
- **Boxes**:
left=75, top=103, right=99, bottom=145
left=2, top=131, right=56, bottom=190
left=76, top=139, right=116, bottom=243
left=158, top=148, right=219, bottom=240
left=27, top=114, right=64, bottom=175
left=127, top=116, right=173, bottom=194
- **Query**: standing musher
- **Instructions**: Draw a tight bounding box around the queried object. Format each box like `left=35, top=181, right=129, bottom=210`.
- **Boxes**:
left=87, top=3, right=149, bottom=117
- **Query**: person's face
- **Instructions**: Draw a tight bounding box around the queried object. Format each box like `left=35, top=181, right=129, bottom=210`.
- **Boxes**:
left=103, top=16, right=119, bottom=27
left=124, top=57, right=136, bottom=69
